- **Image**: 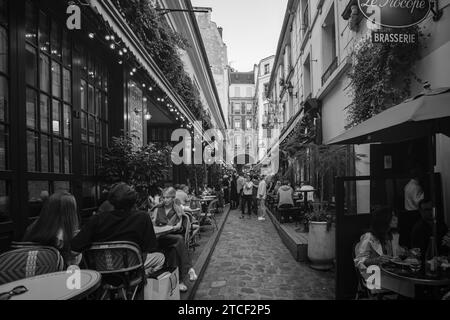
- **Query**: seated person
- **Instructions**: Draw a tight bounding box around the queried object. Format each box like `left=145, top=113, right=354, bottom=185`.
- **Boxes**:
left=354, top=207, right=405, bottom=275
left=411, top=199, right=450, bottom=256
left=277, top=180, right=294, bottom=209
left=176, top=185, right=190, bottom=206
left=151, top=187, right=197, bottom=292
left=24, top=192, right=81, bottom=267
left=71, top=183, right=165, bottom=275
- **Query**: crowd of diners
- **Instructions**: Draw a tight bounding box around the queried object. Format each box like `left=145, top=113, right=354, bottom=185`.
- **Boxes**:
left=353, top=167, right=450, bottom=298
left=22, top=182, right=207, bottom=293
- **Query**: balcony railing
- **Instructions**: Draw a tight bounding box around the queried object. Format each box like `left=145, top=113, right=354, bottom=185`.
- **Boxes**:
left=321, top=57, right=338, bottom=85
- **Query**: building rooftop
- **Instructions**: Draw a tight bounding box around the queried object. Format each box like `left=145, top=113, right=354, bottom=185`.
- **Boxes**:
left=230, top=72, right=255, bottom=84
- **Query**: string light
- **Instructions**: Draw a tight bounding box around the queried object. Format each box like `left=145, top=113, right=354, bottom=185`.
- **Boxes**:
left=88, top=33, right=95, bottom=39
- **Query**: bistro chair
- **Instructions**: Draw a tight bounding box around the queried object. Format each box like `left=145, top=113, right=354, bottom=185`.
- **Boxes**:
left=352, top=242, right=397, bottom=300
left=82, top=241, right=145, bottom=300
left=0, top=246, right=64, bottom=285
left=200, top=200, right=219, bottom=231
left=184, top=212, right=200, bottom=251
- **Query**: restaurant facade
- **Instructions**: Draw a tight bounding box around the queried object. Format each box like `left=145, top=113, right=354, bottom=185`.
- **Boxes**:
left=0, top=0, right=225, bottom=252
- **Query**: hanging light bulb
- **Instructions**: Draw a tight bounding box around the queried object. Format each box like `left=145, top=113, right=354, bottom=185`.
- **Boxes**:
left=110, top=35, right=115, bottom=41
left=118, top=50, right=123, bottom=56
left=142, top=83, right=146, bottom=88
left=122, top=48, right=128, bottom=53
left=105, top=35, right=111, bottom=41
left=149, top=87, right=153, bottom=91
left=144, top=111, right=152, bottom=121
left=132, top=68, right=137, bottom=73
left=118, top=60, right=123, bottom=65
left=88, top=33, right=95, bottom=39
left=110, top=43, right=115, bottom=50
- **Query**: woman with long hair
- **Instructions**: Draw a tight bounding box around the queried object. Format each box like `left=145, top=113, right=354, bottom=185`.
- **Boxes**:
left=354, top=207, right=405, bottom=272
left=23, top=191, right=81, bottom=266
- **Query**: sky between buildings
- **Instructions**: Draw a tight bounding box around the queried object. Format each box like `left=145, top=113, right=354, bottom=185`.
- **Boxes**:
left=191, top=0, right=289, bottom=72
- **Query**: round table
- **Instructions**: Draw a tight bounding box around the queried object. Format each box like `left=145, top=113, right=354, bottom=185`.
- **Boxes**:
left=381, top=264, right=450, bottom=298
left=0, top=270, right=101, bottom=300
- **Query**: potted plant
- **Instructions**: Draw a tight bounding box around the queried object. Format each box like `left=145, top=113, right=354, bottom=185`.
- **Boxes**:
left=305, top=208, right=336, bottom=271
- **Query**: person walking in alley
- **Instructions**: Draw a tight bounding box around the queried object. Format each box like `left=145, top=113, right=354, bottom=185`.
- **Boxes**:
left=252, top=176, right=259, bottom=217
left=258, top=176, right=268, bottom=221
left=236, top=173, right=245, bottom=210
left=230, top=174, right=238, bottom=209
left=240, top=175, right=254, bottom=219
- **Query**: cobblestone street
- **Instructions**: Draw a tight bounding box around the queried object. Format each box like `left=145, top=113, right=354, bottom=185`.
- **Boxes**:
left=195, top=209, right=335, bottom=300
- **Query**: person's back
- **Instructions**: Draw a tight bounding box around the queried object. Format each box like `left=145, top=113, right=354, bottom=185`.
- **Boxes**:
left=237, top=176, right=245, bottom=194
left=278, top=185, right=294, bottom=207
left=404, top=178, right=424, bottom=211
left=176, top=189, right=189, bottom=206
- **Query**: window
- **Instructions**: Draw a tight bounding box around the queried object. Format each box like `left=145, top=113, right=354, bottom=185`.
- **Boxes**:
left=246, top=87, right=252, bottom=97
left=321, top=5, right=338, bottom=85
left=79, top=48, right=109, bottom=178
left=233, top=102, right=240, bottom=114
left=246, top=103, right=252, bottom=114
left=234, top=118, right=241, bottom=129
left=246, top=119, right=252, bottom=130
left=264, top=64, right=270, bottom=75
left=264, top=83, right=269, bottom=98
left=0, top=0, right=9, bottom=224
left=302, top=0, right=309, bottom=34
left=24, top=2, right=77, bottom=217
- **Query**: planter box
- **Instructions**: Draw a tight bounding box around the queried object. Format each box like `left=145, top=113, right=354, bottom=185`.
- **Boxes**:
left=308, top=222, right=336, bottom=271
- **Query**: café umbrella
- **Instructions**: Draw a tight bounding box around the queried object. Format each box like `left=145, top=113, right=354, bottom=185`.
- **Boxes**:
left=326, top=86, right=450, bottom=253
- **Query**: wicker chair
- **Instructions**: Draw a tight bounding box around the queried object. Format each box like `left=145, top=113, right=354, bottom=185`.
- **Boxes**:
left=0, top=246, right=64, bottom=285
left=82, top=241, right=145, bottom=300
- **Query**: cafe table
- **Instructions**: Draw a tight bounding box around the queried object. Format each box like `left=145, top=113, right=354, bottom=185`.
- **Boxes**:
left=0, top=270, right=101, bottom=300
left=380, top=263, right=450, bottom=298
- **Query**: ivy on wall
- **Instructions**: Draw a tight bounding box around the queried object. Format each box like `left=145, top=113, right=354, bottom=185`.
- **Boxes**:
left=346, top=26, right=427, bottom=128
left=113, top=0, right=213, bottom=129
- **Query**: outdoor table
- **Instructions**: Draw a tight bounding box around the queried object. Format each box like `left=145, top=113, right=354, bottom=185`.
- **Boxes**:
left=380, top=263, right=450, bottom=298
left=0, top=271, right=101, bottom=300
left=154, top=225, right=174, bottom=238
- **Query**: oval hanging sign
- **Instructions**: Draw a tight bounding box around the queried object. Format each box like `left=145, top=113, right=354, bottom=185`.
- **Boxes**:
left=358, top=0, right=432, bottom=28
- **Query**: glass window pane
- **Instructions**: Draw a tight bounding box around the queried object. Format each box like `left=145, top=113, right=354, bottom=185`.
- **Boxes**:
left=38, top=11, right=49, bottom=53
left=102, top=123, right=108, bottom=148
left=26, top=89, right=36, bottom=129
left=95, top=89, right=101, bottom=117
left=88, top=145, right=94, bottom=175
left=103, top=95, right=108, bottom=121
left=40, top=134, right=49, bottom=172
left=52, top=99, right=60, bottom=135
left=63, top=104, right=71, bottom=138
left=81, top=144, right=87, bottom=174
left=0, top=27, right=7, bottom=74
left=95, top=118, right=100, bottom=145
left=62, top=31, right=71, bottom=68
left=54, top=181, right=70, bottom=193
left=25, top=44, right=37, bottom=87
left=0, top=181, right=9, bottom=223
left=51, top=61, right=61, bottom=98
left=39, top=53, right=50, bottom=93
left=27, top=130, right=37, bottom=171
left=88, top=84, right=94, bottom=114
left=28, top=181, right=48, bottom=218
left=80, top=80, right=87, bottom=110
left=25, top=1, right=37, bottom=44
left=79, top=48, right=87, bottom=77
left=40, top=94, right=49, bottom=132
left=0, top=76, right=8, bottom=122
left=50, top=19, right=61, bottom=60
left=81, top=112, right=87, bottom=142
left=53, top=137, right=61, bottom=173
left=103, top=69, right=108, bottom=92
left=88, top=115, right=95, bottom=144
left=64, top=141, right=71, bottom=174
left=63, top=68, right=71, bottom=103
left=0, top=124, right=7, bottom=170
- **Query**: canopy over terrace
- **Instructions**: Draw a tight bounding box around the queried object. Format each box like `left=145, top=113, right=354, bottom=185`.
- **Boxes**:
left=89, top=0, right=203, bottom=135
left=326, top=87, right=450, bottom=145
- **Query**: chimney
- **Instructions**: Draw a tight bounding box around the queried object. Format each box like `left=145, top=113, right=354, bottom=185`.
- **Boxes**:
left=217, top=27, right=223, bottom=39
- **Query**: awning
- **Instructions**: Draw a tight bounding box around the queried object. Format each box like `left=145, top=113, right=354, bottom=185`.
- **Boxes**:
left=88, top=0, right=203, bottom=134
left=327, top=87, right=450, bottom=145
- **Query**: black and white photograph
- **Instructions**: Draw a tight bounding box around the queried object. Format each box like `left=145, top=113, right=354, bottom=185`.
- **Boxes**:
left=0, top=0, right=450, bottom=305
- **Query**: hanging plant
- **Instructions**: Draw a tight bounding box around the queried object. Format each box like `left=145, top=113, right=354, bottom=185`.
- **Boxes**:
left=113, top=0, right=210, bottom=126
left=346, top=26, right=428, bottom=128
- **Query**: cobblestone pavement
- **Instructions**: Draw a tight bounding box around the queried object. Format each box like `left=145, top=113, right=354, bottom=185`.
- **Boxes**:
left=194, top=209, right=335, bottom=300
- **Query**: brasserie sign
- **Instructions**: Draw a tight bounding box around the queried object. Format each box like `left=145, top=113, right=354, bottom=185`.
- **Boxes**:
left=358, top=0, right=432, bottom=28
